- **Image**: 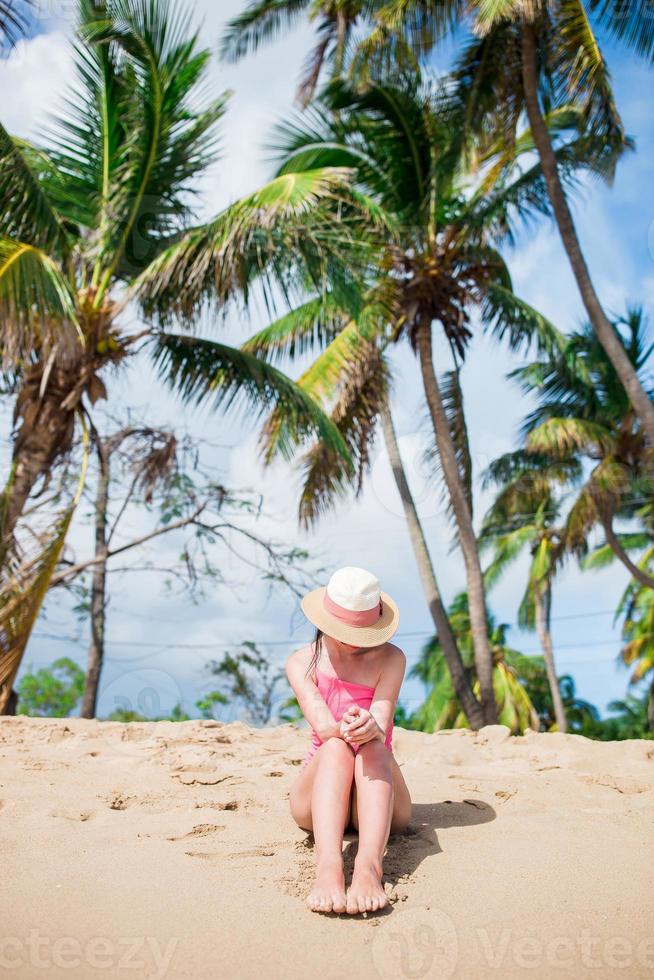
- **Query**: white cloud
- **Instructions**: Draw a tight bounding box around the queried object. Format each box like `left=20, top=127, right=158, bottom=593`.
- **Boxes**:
left=0, top=30, right=73, bottom=136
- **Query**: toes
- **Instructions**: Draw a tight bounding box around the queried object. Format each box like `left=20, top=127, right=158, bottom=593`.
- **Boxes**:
left=346, top=893, right=359, bottom=915
left=358, top=895, right=367, bottom=915
left=365, top=896, right=373, bottom=912
left=332, top=893, right=347, bottom=914
left=370, top=897, right=379, bottom=912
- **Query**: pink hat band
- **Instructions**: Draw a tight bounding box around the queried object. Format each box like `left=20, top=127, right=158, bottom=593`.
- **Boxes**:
left=323, top=591, right=382, bottom=627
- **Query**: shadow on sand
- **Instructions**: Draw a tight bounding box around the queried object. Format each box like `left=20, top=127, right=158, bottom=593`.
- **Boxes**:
left=303, top=798, right=496, bottom=915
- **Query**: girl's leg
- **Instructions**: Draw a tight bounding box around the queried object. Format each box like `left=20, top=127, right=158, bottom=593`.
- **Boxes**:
left=289, top=737, right=355, bottom=913
left=347, top=742, right=407, bottom=914
left=350, top=753, right=412, bottom=833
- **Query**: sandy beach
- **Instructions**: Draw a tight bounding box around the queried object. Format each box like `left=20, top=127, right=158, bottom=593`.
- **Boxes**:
left=2, top=717, right=653, bottom=979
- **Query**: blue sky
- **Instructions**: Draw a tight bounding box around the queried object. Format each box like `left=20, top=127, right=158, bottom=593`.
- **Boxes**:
left=1, top=1, right=652, bottom=722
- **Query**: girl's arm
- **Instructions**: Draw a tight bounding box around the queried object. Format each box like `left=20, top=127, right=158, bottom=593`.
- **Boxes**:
left=344, top=647, right=406, bottom=745
left=285, top=649, right=340, bottom=742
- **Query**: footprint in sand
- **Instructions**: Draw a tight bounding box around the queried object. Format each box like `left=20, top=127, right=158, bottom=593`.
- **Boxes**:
left=193, top=799, right=240, bottom=810
left=167, top=824, right=226, bottom=842
left=580, top=773, right=653, bottom=795
left=49, top=808, right=94, bottom=822
left=200, top=799, right=240, bottom=811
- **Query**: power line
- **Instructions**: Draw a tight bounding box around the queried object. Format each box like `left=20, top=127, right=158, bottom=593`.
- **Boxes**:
left=30, top=606, right=622, bottom=652
left=30, top=630, right=625, bottom=659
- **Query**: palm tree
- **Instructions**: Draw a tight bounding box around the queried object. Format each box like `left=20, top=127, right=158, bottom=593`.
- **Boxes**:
left=359, top=0, right=654, bottom=443
left=239, top=289, right=487, bottom=725
left=480, top=491, right=570, bottom=731
left=0, top=0, right=366, bottom=710
left=507, top=308, right=654, bottom=589
left=409, top=592, right=540, bottom=734
left=254, top=76, right=582, bottom=723
left=0, top=0, right=360, bottom=558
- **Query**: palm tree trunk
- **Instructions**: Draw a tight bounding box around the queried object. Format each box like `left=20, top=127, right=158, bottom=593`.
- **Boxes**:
left=520, top=21, right=654, bottom=446
left=648, top=677, right=654, bottom=732
left=379, top=399, right=485, bottom=729
left=1, top=369, right=78, bottom=565
left=533, top=581, right=568, bottom=732
left=80, top=438, right=109, bottom=719
left=601, top=513, right=654, bottom=590
left=416, top=322, right=497, bottom=724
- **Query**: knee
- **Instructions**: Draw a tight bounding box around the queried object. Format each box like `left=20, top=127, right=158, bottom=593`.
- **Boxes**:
left=356, top=739, right=392, bottom=775
left=318, top=736, right=355, bottom=768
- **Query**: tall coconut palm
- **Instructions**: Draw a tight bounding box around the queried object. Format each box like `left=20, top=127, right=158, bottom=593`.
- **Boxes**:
left=0, top=0, right=369, bottom=710
left=236, top=287, right=486, bottom=726
left=480, top=490, right=571, bottom=731
left=0, top=0, right=360, bottom=556
left=255, top=76, right=593, bottom=723
left=359, top=0, right=654, bottom=444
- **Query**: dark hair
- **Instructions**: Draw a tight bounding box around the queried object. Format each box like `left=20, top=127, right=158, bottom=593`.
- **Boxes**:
left=305, top=627, right=324, bottom=681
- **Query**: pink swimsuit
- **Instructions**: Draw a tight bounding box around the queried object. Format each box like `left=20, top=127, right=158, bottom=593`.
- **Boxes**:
left=302, top=668, right=393, bottom=768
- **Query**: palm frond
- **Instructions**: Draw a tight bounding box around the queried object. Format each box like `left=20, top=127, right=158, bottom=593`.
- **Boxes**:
left=481, top=523, right=536, bottom=590
left=481, top=283, right=565, bottom=354
left=152, top=332, right=350, bottom=464
left=220, top=0, right=309, bottom=62
left=257, top=315, right=382, bottom=462
left=587, top=0, right=654, bottom=62
left=554, top=0, right=626, bottom=152
left=50, top=0, right=227, bottom=290
left=296, top=344, right=391, bottom=527
left=0, top=239, right=80, bottom=366
left=241, top=293, right=350, bottom=364
left=526, top=416, right=615, bottom=456
left=134, top=167, right=359, bottom=326
left=0, top=124, right=69, bottom=255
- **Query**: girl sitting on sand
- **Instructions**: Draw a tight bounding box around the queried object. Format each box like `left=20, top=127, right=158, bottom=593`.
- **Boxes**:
left=286, top=566, right=412, bottom=915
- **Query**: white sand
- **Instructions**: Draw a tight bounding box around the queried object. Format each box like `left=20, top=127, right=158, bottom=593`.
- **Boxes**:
left=1, top=717, right=653, bottom=979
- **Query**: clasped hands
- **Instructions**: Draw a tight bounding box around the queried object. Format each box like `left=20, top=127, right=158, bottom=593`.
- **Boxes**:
left=338, top=705, right=383, bottom=746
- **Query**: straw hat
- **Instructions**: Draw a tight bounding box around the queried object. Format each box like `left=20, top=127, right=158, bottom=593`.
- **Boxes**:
left=301, top=566, right=399, bottom=647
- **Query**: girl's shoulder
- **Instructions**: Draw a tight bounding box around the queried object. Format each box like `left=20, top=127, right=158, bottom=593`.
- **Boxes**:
left=367, top=641, right=405, bottom=685
left=285, top=642, right=316, bottom=672
left=377, top=641, right=405, bottom=665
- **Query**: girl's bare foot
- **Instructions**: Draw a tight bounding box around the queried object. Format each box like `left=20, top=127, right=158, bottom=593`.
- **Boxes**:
left=307, top=859, right=347, bottom=913
left=346, top=857, right=388, bottom=914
